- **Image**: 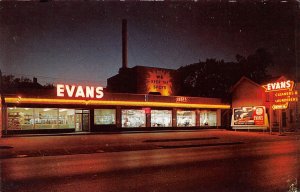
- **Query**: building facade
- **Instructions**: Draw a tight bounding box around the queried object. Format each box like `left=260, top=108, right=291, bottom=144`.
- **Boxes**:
left=0, top=85, right=230, bottom=136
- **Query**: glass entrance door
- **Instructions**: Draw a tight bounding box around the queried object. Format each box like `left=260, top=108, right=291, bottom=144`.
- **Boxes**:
left=75, top=110, right=90, bottom=132
left=82, top=113, right=89, bottom=132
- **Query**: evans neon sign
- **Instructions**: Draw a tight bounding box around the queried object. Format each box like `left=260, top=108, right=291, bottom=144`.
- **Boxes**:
left=57, top=84, right=104, bottom=99
left=262, top=80, right=294, bottom=92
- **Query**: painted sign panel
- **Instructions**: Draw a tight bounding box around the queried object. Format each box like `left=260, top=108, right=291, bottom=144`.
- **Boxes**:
left=145, top=69, right=173, bottom=96
left=233, top=106, right=265, bottom=126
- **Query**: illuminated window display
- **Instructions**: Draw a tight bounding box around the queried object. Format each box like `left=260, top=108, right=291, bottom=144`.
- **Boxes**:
left=122, top=109, right=146, bottom=128
left=34, top=108, right=59, bottom=129
left=94, top=109, right=116, bottom=125
left=200, top=110, right=217, bottom=126
left=151, top=110, right=172, bottom=127
left=177, top=110, right=196, bottom=127
left=8, top=108, right=34, bottom=130
left=7, top=107, right=75, bottom=130
left=59, top=109, right=75, bottom=128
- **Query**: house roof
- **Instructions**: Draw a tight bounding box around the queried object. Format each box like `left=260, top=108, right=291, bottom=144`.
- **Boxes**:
left=230, top=75, right=289, bottom=93
left=230, top=76, right=261, bottom=93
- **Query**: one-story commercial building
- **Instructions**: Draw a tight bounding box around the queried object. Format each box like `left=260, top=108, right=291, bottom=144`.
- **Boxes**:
left=0, top=84, right=230, bottom=135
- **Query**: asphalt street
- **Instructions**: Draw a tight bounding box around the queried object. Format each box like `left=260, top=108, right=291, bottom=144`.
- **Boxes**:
left=1, top=130, right=300, bottom=192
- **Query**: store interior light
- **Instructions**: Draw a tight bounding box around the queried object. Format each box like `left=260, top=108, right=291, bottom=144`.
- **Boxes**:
left=59, top=109, right=68, bottom=112
left=43, top=108, right=52, bottom=112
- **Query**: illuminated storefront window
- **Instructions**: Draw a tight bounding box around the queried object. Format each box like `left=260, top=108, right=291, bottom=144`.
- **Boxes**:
left=8, top=107, right=34, bottom=130
left=34, top=108, right=59, bottom=129
left=177, top=110, right=196, bottom=127
left=122, top=109, right=146, bottom=128
left=59, top=109, right=75, bottom=128
left=94, top=109, right=116, bottom=125
left=151, top=110, right=172, bottom=127
left=200, top=110, right=217, bottom=126
left=7, top=107, right=75, bottom=130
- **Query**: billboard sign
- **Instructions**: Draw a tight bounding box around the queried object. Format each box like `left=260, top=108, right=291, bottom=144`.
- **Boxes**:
left=233, top=106, right=265, bottom=126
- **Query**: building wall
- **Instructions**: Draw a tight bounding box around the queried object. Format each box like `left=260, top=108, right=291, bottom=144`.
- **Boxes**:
left=106, top=68, right=137, bottom=94
left=231, top=79, right=265, bottom=108
left=107, top=66, right=176, bottom=96
left=2, top=92, right=230, bottom=135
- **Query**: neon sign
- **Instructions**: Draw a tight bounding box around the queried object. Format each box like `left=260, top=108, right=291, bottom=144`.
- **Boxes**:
left=262, top=79, right=297, bottom=110
left=57, top=84, right=104, bottom=99
left=262, top=80, right=294, bottom=92
left=272, top=103, right=288, bottom=110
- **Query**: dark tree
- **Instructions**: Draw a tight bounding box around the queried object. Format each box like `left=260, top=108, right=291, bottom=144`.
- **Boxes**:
left=176, top=48, right=273, bottom=98
left=1, top=75, right=54, bottom=94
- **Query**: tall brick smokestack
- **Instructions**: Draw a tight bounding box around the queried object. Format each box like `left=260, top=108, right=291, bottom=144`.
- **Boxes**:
left=122, top=19, right=128, bottom=69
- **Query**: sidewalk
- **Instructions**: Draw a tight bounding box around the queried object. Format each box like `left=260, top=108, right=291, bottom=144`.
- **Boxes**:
left=0, top=130, right=298, bottom=159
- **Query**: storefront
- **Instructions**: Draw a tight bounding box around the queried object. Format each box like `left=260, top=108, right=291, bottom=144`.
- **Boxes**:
left=0, top=84, right=230, bottom=135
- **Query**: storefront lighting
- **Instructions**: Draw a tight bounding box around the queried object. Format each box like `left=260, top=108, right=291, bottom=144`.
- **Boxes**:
left=59, top=109, right=68, bottom=112
left=17, top=95, right=22, bottom=103
left=5, top=97, right=231, bottom=109
left=43, top=108, right=52, bottom=112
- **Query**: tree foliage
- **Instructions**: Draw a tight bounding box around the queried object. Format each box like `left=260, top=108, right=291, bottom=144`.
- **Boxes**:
left=176, top=48, right=273, bottom=99
left=1, top=75, right=54, bottom=93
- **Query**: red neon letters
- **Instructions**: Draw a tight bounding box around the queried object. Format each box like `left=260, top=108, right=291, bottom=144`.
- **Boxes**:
left=57, top=84, right=104, bottom=99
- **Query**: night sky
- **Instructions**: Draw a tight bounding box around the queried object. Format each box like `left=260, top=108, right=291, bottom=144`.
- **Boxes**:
left=0, top=1, right=298, bottom=86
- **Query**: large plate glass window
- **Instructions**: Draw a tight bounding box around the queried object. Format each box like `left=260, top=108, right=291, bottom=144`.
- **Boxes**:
left=7, top=107, right=75, bottom=130
left=7, top=107, right=34, bottom=130
left=34, top=108, right=59, bottom=129
left=177, top=110, right=196, bottom=127
left=200, top=110, right=217, bottom=126
left=94, top=109, right=116, bottom=125
left=122, top=109, right=146, bottom=128
left=59, top=109, right=75, bottom=128
left=151, top=110, right=172, bottom=127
